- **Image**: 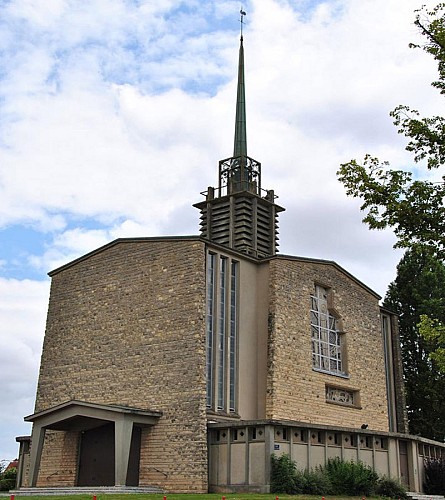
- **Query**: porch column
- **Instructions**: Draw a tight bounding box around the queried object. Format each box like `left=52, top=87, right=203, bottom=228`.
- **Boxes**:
left=114, top=416, right=134, bottom=486
left=28, top=424, right=46, bottom=487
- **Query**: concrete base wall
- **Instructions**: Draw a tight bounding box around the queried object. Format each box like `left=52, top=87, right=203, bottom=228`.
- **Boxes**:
left=208, top=420, right=445, bottom=494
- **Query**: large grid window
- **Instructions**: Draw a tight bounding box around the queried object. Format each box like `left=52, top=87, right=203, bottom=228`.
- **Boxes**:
left=206, top=252, right=239, bottom=413
left=310, top=285, right=344, bottom=376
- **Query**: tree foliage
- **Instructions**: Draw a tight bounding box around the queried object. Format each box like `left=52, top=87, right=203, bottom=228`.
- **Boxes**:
left=338, top=4, right=445, bottom=256
left=383, top=246, right=445, bottom=440
left=418, top=314, right=445, bottom=372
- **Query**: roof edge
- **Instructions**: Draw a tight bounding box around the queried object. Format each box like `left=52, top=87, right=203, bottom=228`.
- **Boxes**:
left=272, top=253, right=381, bottom=300
left=207, top=419, right=445, bottom=446
left=48, top=235, right=203, bottom=277
left=25, top=399, right=163, bottom=422
left=47, top=236, right=380, bottom=300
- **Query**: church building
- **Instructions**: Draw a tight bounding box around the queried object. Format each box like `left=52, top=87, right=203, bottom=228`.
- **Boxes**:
left=15, top=33, right=445, bottom=494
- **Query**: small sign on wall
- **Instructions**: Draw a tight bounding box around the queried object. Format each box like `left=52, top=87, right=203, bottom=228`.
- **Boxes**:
left=274, top=444, right=280, bottom=450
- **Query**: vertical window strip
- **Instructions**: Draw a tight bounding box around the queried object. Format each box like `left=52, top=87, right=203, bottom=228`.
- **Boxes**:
left=229, top=261, right=238, bottom=411
left=206, top=254, right=215, bottom=407
left=217, top=256, right=227, bottom=409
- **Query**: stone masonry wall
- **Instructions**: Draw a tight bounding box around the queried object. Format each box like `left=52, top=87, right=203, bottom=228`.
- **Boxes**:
left=36, top=431, right=79, bottom=487
left=34, top=239, right=208, bottom=492
left=266, top=257, right=390, bottom=432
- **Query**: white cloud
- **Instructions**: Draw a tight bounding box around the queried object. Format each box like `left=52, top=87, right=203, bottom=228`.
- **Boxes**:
left=0, top=278, right=49, bottom=460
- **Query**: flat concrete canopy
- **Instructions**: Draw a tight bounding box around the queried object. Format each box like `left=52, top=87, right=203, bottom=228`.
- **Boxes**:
left=25, top=400, right=162, bottom=487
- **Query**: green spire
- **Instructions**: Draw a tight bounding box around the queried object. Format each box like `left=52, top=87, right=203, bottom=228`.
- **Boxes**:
left=233, top=36, right=247, bottom=157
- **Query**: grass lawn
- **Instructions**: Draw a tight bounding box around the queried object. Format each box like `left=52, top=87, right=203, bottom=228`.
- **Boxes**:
left=0, top=495, right=391, bottom=500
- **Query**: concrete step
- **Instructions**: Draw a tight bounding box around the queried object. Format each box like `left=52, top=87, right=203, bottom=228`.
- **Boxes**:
left=407, top=493, right=445, bottom=500
left=7, top=486, right=163, bottom=496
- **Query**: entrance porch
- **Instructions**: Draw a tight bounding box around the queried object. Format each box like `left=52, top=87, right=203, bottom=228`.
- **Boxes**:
left=24, top=400, right=162, bottom=488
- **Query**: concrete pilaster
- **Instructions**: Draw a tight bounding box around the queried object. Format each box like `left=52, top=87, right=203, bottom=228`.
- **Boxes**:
left=114, top=417, right=134, bottom=486
left=264, top=425, right=274, bottom=492
left=28, top=424, right=46, bottom=487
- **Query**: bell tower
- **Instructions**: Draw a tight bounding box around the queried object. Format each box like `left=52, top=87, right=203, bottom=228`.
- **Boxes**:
left=194, top=33, right=285, bottom=258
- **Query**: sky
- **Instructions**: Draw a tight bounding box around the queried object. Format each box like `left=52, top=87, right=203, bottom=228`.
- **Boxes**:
left=0, top=0, right=442, bottom=462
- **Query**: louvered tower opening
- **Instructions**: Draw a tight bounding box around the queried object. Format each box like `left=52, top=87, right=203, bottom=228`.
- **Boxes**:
left=194, top=163, right=284, bottom=258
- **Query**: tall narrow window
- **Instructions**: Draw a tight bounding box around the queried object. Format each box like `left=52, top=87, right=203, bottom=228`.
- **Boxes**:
left=382, top=313, right=396, bottom=431
left=310, top=285, right=344, bottom=376
left=205, top=252, right=239, bottom=413
left=229, top=261, right=238, bottom=411
left=206, top=254, right=215, bottom=407
left=217, top=257, right=227, bottom=409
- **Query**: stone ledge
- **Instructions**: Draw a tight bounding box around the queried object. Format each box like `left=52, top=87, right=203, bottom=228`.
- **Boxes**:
left=8, top=486, right=163, bottom=496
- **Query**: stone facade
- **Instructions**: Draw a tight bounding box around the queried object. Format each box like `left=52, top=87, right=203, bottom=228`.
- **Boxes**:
left=266, top=256, right=390, bottom=430
left=18, top=237, right=415, bottom=493
left=34, top=238, right=208, bottom=492
left=36, top=431, right=79, bottom=487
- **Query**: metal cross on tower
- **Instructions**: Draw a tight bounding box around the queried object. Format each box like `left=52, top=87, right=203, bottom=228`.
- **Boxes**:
left=240, top=8, right=246, bottom=38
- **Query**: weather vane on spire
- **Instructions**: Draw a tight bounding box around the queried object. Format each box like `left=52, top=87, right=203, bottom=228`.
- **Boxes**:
left=240, top=7, right=246, bottom=39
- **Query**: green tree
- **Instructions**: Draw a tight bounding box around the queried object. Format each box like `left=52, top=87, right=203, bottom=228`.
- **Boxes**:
left=418, top=314, right=445, bottom=372
left=338, top=4, right=445, bottom=256
left=383, top=246, right=445, bottom=440
left=339, top=4, right=445, bottom=435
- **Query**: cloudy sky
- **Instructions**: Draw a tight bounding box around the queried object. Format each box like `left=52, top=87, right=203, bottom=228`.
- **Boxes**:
left=0, top=0, right=441, bottom=461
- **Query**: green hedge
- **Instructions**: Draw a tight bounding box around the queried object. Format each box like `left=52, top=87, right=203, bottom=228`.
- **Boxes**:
left=323, top=457, right=378, bottom=496
left=271, top=454, right=407, bottom=498
left=376, top=476, right=408, bottom=499
left=270, top=453, right=303, bottom=494
left=0, top=478, right=16, bottom=491
left=0, top=467, right=17, bottom=491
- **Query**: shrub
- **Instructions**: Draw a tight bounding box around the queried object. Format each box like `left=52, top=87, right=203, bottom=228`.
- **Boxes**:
left=270, top=453, right=304, bottom=494
left=424, top=457, right=445, bottom=495
left=376, top=476, right=408, bottom=499
left=302, top=467, right=333, bottom=495
left=0, top=467, right=16, bottom=492
left=0, top=478, right=15, bottom=492
left=322, top=457, right=379, bottom=496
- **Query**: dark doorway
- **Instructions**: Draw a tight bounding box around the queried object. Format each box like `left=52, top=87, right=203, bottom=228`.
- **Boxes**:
left=77, top=422, right=142, bottom=486
left=399, top=440, right=410, bottom=487
left=78, top=423, right=115, bottom=486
